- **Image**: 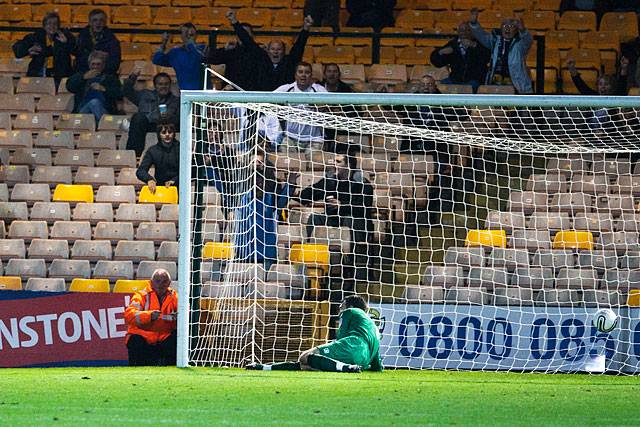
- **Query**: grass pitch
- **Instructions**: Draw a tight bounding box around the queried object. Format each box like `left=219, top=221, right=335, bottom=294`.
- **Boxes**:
left=1, top=368, right=637, bottom=426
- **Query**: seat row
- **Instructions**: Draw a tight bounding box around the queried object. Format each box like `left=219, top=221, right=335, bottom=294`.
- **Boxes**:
left=0, top=276, right=160, bottom=293
left=1, top=148, right=138, bottom=171
left=0, top=258, right=177, bottom=281
left=508, top=191, right=637, bottom=214
left=527, top=171, right=640, bottom=192
left=0, top=111, right=130, bottom=132
left=1, top=167, right=146, bottom=189
left=444, top=247, right=640, bottom=269
left=485, top=211, right=640, bottom=233
left=0, top=239, right=176, bottom=262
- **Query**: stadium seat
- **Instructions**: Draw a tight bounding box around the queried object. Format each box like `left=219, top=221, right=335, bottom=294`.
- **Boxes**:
left=465, top=230, right=507, bottom=248
left=158, top=204, right=178, bottom=223
left=617, top=214, right=640, bottom=233
left=0, top=202, right=29, bottom=223
left=94, top=221, right=134, bottom=244
left=202, top=241, right=233, bottom=260
left=422, top=265, right=464, bottom=287
left=445, top=287, right=489, bottom=305
left=113, top=279, right=148, bottom=293
left=562, top=68, right=597, bottom=94
left=467, top=267, right=510, bottom=290
left=120, top=43, right=153, bottom=61
left=511, top=230, right=552, bottom=251
left=511, top=267, right=554, bottom=289
left=77, top=132, right=117, bottom=151
left=0, top=130, right=33, bottom=150
left=569, top=174, right=608, bottom=194
left=0, top=75, right=14, bottom=94
left=443, top=247, right=484, bottom=267
left=0, top=276, right=23, bottom=290
left=37, top=94, right=74, bottom=113
left=550, top=193, right=592, bottom=214
left=532, top=249, right=576, bottom=269
left=0, top=112, right=10, bottom=129
left=113, top=6, right=151, bottom=25
left=396, top=47, right=430, bottom=65
left=27, top=238, right=69, bottom=261
left=53, top=149, right=95, bottom=169
left=478, top=10, right=510, bottom=29
left=597, top=195, right=634, bottom=215
left=366, top=64, right=407, bottom=84
left=581, top=31, right=620, bottom=52
left=50, top=220, right=92, bottom=242
left=72, top=202, right=113, bottom=224
left=113, top=240, right=155, bottom=262
left=95, top=150, right=137, bottom=170
left=477, top=85, right=516, bottom=94
left=484, top=211, right=526, bottom=232
left=592, top=159, right=631, bottom=176
left=96, top=185, right=136, bottom=206
left=157, top=241, right=178, bottom=262
left=16, top=77, right=55, bottom=96
left=578, top=250, right=618, bottom=270
left=599, top=232, right=640, bottom=252
left=603, top=269, right=640, bottom=290
left=599, top=12, right=638, bottom=40
left=11, top=148, right=53, bottom=168
left=0, top=58, right=29, bottom=77
left=237, top=8, right=273, bottom=28
left=52, top=184, right=94, bottom=204
left=69, top=278, right=110, bottom=293
left=74, top=167, right=116, bottom=187
left=116, top=168, right=146, bottom=189
left=71, top=240, right=113, bottom=261
left=8, top=220, right=48, bottom=242
left=10, top=183, right=51, bottom=205
left=616, top=176, right=640, bottom=196
left=0, top=238, right=26, bottom=261
left=433, top=10, right=468, bottom=32
left=153, top=6, right=192, bottom=25
left=56, top=114, right=95, bottom=132
left=573, top=213, right=614, bottom=233
left=115, top=203, right=156, bottom=226
left=14, top=113, right=54, bottom=131
left=545, top=30, right=580, bottom=50
left=552, top=231, right=594, bottom=250
left=138, top=185, right=179, bottom=205
left=35, top=131, right=74, bottom=150
left=0, top=94, right=36, bottom=113
left=0, top=184, right=7, bottom=202
left=25, top=277, right=66, bottom=292
left=97, top=115, right=129, bottom=132
left=136, top=260, right=177, bottom=279
left=488, top=248, right=530, bottom=272
left=93, top=260, right=134, bottom=281
left=558, top=11, right=596, bottom=32
left=555, top=267, right=597, bottom=289
left=437, top=84, right=474, bottom=94
left=526, top=173, right=567, bottom=193
left=191, top=8, right=226, bottom=27
left=29, top=202, right=71, bottom=224
left=136, top=222, right=177, bottom=244
left=315, top=46, right=355, bottom=64
left=5, top=258, right=46, bottom=279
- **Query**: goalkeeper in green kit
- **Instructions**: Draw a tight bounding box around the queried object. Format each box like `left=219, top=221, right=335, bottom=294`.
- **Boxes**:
left=246, top=295, right=383, bottom=373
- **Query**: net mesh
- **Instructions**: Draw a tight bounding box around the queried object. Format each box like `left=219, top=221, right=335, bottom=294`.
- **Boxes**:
left=183, top=96, right=640, bottom=373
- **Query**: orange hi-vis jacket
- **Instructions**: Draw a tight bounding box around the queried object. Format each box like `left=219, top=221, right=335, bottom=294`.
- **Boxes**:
left=124, top=282, right=178, bottom=345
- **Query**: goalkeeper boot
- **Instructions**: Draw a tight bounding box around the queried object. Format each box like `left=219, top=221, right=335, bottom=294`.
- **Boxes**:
left=245, top=363, right=264, bottom=370
left=342, top=364, right=362, bottom=373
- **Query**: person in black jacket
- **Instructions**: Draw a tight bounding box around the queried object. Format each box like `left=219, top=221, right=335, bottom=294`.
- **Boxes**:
left=346, top=0, right=396, bottom=31
left=136, top=122, right=180, bottom=193
left=75, top=8, right=121, bottom=75
left=222, top=10, right=313, bottom=91
left=429, top=21, right=490, bottom=93
left=12, top=12, right=75, bottom=89
left=321, top=63, right=354, bottom=93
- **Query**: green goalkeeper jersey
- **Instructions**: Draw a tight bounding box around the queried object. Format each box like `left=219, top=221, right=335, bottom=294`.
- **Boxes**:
left=338, top=308, right=383, bottom=371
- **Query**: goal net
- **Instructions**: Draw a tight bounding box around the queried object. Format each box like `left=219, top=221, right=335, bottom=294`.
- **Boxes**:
left=177, top=91, right=640, bottom=374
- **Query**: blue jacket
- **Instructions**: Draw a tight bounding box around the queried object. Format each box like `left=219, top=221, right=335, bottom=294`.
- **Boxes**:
left=152, top=42, right=205, bottom=90
left=470, top=23, right=533, bottom=94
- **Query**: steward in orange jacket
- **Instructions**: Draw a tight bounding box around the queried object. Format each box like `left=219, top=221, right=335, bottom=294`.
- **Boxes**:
left=124, top=269, right=178, bottom=366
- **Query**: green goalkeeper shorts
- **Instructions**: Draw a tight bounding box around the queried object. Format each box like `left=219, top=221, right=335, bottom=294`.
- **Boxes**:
left=315, top=336, right=370, bottom=367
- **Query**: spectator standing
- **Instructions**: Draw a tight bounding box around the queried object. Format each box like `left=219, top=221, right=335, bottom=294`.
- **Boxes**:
left=322, top=63, right=354, bottom=93
left=304, top=0, right=340, bottom=32
left=429, top=22, right=490, bottom=93
left=136, top=122, right=180, bottom=193
left=274, top=62, right=327, bottom=152
left=124, top=71, right=179, bottom=156
left=346, top=0, right=397, bottom=31
left=12, top=12, right=75, bottom=89
left=75, top=9, right=121, bottom=75
left=207, top=11, right=261, bottom=90
left=469, top=9, right=533, bottom=94
left=66, top=51, right=121, bottom=122
left=567, top=56, right=629, bottom=96
left=228, top=14, right=313, bottom=91
left=153, top=23, right=206, bottom=90
left=124, top=269, right=178, bottom=366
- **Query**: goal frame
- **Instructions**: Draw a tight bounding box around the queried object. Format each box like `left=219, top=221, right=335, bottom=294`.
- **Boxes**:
left=177, top=91, right=640, bottom=368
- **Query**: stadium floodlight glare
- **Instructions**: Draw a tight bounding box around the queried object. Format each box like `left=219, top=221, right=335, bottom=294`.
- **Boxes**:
left=179, top=90, right=640, bottom=374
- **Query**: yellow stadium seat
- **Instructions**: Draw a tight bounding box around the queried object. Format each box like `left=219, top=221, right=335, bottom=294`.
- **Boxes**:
left=307, top=26, right=334, bottom=47
left=527, top=46, right=561, bottom=70
left=0, top=276, right=23, bottom=290
left=465, top=230, right=507, bottom=248
left=0, top=40, right=14, bottom=58
left=380, top=28, right=416, bottom=48
left=53, top=184, right=94, bottom=203
left=553, top=231, right=594, bottom=250
left=530, top=68, right=559, bottom=94
left=479, top=10, right=510, bottom=30
left=134, top=0, right=167, bottom=5
left=366, top=64, right=407, bottom=84
left=452, top=0, right=491, bottom=10
left=203, top=242, right=234, bottom=260
left=120, top=43, right=153, bottom=61
left=409, top=65, right=449, bottom=82
left=139, top=185, right=178, bottom=204
left=273, top=9, right=304, bottom=28
left=0, top=5, right=32, bottom=23
left=567, top=48, right=600, bottom=70
left=580, top=31, right=619, bottom=52
left=600, top=12, right=638, bottom=41
left=334, top=27, right=372, bottom=47
left=627, top=289, right=640, bottom=307
left=237, top=8, right=273, bottom=28
left=338, top=64, right=366, bottom=84
left=215, top=0, right=252, bottom=6
left=628, top=87, right=640, bottom=96
left=355, top=46, right=396, bottom=65
left=433, top=10, right=468, bottom=32
left=534, top=0, right=561, bottom=10
left=493, top=0, right=530, bottom=13
left=94, top=0, right=129, bottom=5
left=396, top=47, right=431, bottom=65
left=522, top=11, right=557, bottom=32
left=545, top=30, right=579, bottom=50
left=33, top=5, right=71, bottom=24
left=395, top=10, right=435, bottom=30
left=558, top=11, right=596, bottom=32
left=153, top=7, right=192, bottom=25
left=114, top=279, right=148, bottom=294
left=289, top=243, right=329, bottom=266
left=315, top=46, right=355, bottom=64
left=192, top=8, right=227, bottom=27
left=69, top=278, right=110, bottom=293
left=113, top=6, right=151, bottom=25
left=72, top=6, right=111, bottom=24
left=259, top=0, right=292, bottom=7
left=418, top=0, right=449, bottom=10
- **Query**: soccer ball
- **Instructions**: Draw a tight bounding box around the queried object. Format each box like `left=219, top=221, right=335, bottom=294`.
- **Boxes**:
left=592, top=309, right=618, bottom=333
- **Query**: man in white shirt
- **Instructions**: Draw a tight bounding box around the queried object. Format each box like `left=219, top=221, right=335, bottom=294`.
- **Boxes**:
left=274, top=61, right=327, bottom=152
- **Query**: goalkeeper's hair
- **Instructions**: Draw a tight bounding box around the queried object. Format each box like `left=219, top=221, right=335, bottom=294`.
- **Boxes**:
left=343, top=295, right=367, bottom=311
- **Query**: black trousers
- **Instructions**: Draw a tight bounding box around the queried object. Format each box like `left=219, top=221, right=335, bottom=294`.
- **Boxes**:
left=304, top=0, right=340, bottom=31
left=127, top=331, right=177, bottom=366
left=126, top=113, right=157, bottom=156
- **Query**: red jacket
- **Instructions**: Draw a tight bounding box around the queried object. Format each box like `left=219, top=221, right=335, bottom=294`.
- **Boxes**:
left=125, top=282, right=178, bottom=345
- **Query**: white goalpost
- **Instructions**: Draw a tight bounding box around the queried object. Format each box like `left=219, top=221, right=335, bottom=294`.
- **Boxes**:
left=178, top=91, right=640, bottom=374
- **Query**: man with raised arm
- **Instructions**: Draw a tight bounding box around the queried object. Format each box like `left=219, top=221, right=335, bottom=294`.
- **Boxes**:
left=124, top=269, right=178, bottom=366
left=469, top=8, right=533, bottom=94
left=247, top=295, right=383, bottom=372
left=152, top=23, right=206, bottom=90
left=224, top=10, right=314, bottom=91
